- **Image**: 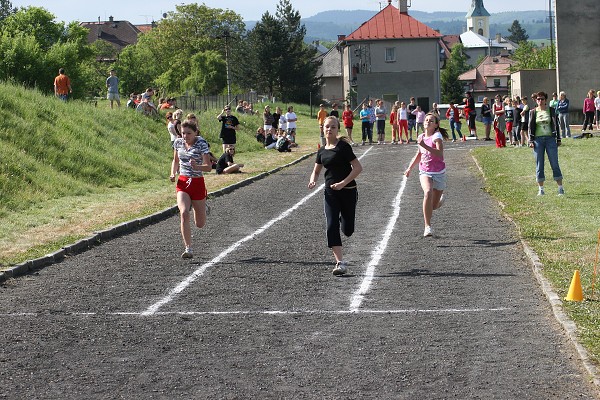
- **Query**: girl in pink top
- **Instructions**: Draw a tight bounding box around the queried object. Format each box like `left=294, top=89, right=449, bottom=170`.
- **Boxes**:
left=582, top=89, right=596, bottom=133
left=404, top=112, right=449, bottom=237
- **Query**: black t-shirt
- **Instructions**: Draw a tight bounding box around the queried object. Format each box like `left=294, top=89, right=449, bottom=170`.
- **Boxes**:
left=408, top=103, right=417, bottom=120
left=316, top=140, right=357, bottom=188
left=330, top=110, right=339, bottom=118
left=271, top=113, right=280, bottom=129
left=218, top=114, right=239, bottom=143
left=216, top=152, right=233, bottom=174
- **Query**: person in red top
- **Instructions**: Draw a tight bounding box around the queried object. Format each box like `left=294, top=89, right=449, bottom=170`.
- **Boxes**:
left=390, top=105, right=399, bottom=144
left=582, top=89, right=596, bottom=134
left=53, top=68, right=72, bottom=101
left=341, top=103, right=356, bottom=145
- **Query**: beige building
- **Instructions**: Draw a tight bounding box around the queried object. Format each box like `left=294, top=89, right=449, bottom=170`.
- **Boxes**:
left=338, top=0, right=441, bottom=110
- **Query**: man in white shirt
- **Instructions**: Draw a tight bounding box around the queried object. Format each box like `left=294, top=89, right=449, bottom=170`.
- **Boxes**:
left=285, top=106, right=298, bottom=143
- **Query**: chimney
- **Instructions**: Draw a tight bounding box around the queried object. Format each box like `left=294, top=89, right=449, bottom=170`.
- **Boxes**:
left=97, top=16, right=101, bottom=39
left=495, top=33, right=501, bottom=43
left=109, top=16, right=114, bottom=22
left=398, top=0, right=408, bottom=14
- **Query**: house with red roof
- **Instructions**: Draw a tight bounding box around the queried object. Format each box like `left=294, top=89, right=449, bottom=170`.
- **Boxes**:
left=338, top=0, right=442, bottom=110
left=458, top=53, right=515, bottom=101
left=80, top=16, right=151, bottom=61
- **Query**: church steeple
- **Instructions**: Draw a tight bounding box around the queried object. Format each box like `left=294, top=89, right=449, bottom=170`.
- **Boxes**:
left=466, top=0, right=490, bottom=37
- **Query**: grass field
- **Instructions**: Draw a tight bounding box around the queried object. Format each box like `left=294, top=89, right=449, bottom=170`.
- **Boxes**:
left=1, top=81, right=598, bottom=365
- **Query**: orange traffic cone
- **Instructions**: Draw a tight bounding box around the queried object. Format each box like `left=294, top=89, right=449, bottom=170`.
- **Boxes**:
left=564, top=270, right=584, bottom=302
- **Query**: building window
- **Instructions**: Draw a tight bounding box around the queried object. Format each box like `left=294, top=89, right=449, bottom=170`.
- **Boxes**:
left=494, top=79, right=501, bottom=87
left=385, top=47, right=396, bottom=62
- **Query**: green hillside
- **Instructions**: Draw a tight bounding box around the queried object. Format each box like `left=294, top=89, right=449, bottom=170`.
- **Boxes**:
left=0, top=82, right=318, bottom=266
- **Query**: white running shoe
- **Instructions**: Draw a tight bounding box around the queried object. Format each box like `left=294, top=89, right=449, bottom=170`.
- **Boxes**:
left=538, top=187, right=545, bottom=196
left=181, top=248, right=193, bottom=259
left=332, top=261, right=348, bottom=276
left=437, top=194, right=445, bottom=209
left=423, top=226, right=433, bottom=237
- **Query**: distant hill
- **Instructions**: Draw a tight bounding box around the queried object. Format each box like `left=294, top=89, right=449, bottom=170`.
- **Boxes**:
left=246, top=9, right=551, bottom=43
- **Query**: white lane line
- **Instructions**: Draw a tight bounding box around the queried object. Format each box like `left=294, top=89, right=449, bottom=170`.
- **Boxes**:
left=349, top=174, right=408, bottom=311
left=141, top=147, right=374, bottom=316
left=0, top=307, right=510, bottom=318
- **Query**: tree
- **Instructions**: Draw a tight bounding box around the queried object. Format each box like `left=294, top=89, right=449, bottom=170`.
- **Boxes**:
left=244, top=0, right=320, bottom=102
left=0, top=0, right=16, bottom=23
left=181, top=50, right=226, bottom=94
left=114, top=3, right=245, bottom=95
left=509, top=41, right=555, bottom=72
left=507, top=20, right=529, bottom=43
left=440, top=44, right=470, bottom=103
left=244, top=12, right=287, bottom=97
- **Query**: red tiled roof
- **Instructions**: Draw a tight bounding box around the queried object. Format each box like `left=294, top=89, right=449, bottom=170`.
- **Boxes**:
left=345, top=4, right=441, bottom=41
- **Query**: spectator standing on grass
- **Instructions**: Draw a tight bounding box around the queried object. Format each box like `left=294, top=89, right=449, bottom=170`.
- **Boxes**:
left=412, top=106, right=426, bottom=136
left=272, top=106, right=281, bottom=132
left=216, top=146, right=244, bottom=174
left=285, top=106, right=298, bottom=144
left=512, top=98, right=522, bottom=146
left=317, top=104, right=328, bottom=146
left=464, top=91, right=477, bottom=138
left=342, top=103, right=356, bottom=145
left=308, top=116, right=363, bottom=276
left=404, top=112, right=449, bottom=237
left=528, top=91, right=564, bottom=196
left=431, top=102, right=440, bottom=117
left=366, top=99, right=376, bottom=142
left=407, top=97, right=417, bottom=142
left=390, top=105, right=399, bottom=144
left=217, top=105, right=240, bottom=152
left=106, top=69, right=120, bottom=108
left=504, top=99, right=515, bottom=145
left=170, top=120, right=212, bottom=259
left=582, top=90, right=596, bottom=134
left=375, top=99, right=387, bottom=144
left=398, top=101, right=409, bottom=144
left=520, top=96, right=530, bottom=146
left=480, top=97, right=493, bottom=141
left=446, top=101, right=463, bottom=142
left=330, top=103, right=340, bottom=118
left=263, top=105, right=274, bottom=133
left=359, top=103, right=371, bottom=145
left=54, top=68, right=72, bottom=101
left=493, top=95, right=506, bottom=147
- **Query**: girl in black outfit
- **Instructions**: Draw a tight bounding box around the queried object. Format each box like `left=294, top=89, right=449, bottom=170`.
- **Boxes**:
left=308, top=116, right=363, bottom=276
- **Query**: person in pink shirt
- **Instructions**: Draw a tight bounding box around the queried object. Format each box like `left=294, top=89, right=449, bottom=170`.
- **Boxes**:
left=582, top=89, right=596, bottom=133
left=404, top=112, right=450, bottom=237
left=412, top=106, right=426, bottom=135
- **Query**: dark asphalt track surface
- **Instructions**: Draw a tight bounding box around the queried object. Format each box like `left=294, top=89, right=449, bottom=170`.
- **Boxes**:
left=1, top=141, right=599, bottom=399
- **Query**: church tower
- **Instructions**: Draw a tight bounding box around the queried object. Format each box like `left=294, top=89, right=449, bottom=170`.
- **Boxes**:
left=466, top=0, right=490, bottom=37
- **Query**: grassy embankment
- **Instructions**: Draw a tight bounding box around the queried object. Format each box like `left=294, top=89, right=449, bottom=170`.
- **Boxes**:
left=0, top=82, right=320, bottom=268
left=1, top=82, right=598, bottom=366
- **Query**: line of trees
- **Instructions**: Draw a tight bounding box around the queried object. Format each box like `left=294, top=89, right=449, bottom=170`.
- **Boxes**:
left=0, top=0, right=322, bottom=103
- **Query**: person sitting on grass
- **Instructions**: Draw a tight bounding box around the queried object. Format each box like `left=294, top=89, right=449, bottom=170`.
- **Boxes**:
left=265, top=128, right=278, bottom=149
left=216, top=146, right=244, bottom=174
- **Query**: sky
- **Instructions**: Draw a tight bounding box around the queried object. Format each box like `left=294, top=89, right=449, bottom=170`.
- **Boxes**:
left=12, top=0, right=551, bottom=25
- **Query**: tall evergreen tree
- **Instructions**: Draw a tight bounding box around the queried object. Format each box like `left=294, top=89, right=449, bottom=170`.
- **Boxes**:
left=440, top=44, right=470, bottom=104
left=507, top=20, right=529, bottom=43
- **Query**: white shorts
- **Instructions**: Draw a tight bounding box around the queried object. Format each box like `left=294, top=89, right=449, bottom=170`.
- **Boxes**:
left=419, top=171, right=447, bottom=191
left=107, top=92, right=120, bottom=101
left=263, top=124, right=272, bottom=132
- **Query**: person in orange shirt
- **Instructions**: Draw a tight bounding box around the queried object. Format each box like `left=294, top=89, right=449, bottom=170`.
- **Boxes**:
left=54, top=68, right=72, bottom=101
left=317, top=104, right=328, bottom=147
